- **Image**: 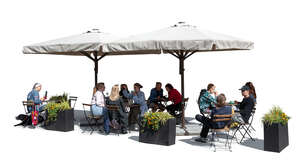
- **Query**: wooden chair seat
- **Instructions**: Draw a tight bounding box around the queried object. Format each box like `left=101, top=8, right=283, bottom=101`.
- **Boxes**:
left=106, top=105, right=120, bottom=111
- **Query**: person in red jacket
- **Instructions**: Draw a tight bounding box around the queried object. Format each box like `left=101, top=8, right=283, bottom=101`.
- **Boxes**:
left=164, top=83, right=182, bottom=117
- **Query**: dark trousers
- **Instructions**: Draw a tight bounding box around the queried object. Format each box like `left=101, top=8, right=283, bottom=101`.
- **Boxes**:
left=109, top=109, right=128, bottom=129
left=166, top=103, right=182, bottom=117
left=128, top=106, right=140, bottom=125
left=195, top=114, right=214, bottom=138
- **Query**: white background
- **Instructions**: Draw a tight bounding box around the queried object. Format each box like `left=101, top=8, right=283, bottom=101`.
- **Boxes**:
left=0, top=0, right=299, bottom=164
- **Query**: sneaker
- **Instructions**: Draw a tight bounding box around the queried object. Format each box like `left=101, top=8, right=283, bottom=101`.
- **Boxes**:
left=195, top=137, right=208, bottom=143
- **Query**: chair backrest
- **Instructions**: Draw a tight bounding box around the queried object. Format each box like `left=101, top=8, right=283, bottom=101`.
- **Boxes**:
left=106, top=104, right=120, bottom=111
left=212, top=114, right=232, bottom=122
left=69, top=96, right=78, bottom=109
left=82, top=103, right=94, bottom=117
left=22, top=101, right=34, bottom=114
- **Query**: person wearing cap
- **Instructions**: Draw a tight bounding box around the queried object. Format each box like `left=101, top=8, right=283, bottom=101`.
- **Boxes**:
left=27, top=83, right=46, bottom=112
left=233, top=85, right=255, bottom=124
left=148, top=82, right=165, bottom=112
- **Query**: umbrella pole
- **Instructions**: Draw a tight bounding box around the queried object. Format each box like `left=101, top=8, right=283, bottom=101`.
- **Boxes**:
left=94, top=58, right=98, bottom=86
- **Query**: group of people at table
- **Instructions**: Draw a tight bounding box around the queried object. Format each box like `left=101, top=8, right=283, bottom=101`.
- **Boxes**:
left=26, top=81, right=256, bottom=142
left=90, top=82, right=183, bottom=134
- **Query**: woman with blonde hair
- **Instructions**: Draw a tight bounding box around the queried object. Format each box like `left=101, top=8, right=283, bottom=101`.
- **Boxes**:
left=107, top=85, right=128, bottom=134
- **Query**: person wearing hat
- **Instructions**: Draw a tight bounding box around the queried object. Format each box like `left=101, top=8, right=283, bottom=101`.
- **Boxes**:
left=27, top=83, right=46, bottom=112
left=233, top=85, right=255, bottom=124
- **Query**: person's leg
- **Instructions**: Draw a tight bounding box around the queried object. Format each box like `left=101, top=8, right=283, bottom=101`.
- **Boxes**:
left=166, top=104, right=176, bottom=116
left=118, top=108, right=128, bottom=132
left=102, top=107, right=110, bottom=134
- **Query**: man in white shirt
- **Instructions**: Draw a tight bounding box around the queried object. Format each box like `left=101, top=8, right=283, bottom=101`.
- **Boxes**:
left=91, top=82, right=110, bottom=134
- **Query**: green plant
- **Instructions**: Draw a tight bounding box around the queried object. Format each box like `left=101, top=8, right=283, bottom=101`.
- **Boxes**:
left=262, top=106, right=290, bottom=126
left=44, top=101, right=70, bottom=122
left=141, top=112, right=174, bottom=132
left=49, top=93, right=68, bottom=103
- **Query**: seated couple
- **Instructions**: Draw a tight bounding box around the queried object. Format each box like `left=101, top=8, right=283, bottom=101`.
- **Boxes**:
left=198, top=82, right=256, bottom=124
left=91, top=83, right=128, bottom=135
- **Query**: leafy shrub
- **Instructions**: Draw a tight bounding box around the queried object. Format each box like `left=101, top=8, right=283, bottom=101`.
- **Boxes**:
left=141, top=112, right=174, bottom=132
left=49, top=93, right=68, bottom=103
left=262, top=106, right=290, bottom=126
left=44, top=101, right=70, bottom=122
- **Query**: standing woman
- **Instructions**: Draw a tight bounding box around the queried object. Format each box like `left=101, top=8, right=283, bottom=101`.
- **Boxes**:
left=245, top=82, right=257, bottom=104
left=91, top=83, right=110, bottom=134
left=107, top=85, right=128, bottom=134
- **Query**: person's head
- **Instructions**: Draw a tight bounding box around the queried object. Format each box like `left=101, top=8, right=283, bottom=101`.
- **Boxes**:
left=134, top=83, right=143, bottom=92
left=165, top=83, right=174, bottom=92
left=120, top=84, right=128, bottom=91
left=216, top=93, right=226, bottom=107
left=109, top=85, right=120, bottom=101
left=33, top=83, right=42, bottom=92
left=239, top=85, right=250, bottom=97
left=96, top=82, right=105, bottom=92
left=245, top=82, right=256, bottom=99
left=155, top=82, right=162, bottom=91
left=207, top=83, right=215, bottom=94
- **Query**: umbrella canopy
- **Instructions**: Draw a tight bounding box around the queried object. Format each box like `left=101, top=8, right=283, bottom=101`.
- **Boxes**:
left=102, top=22, right=253, bottom=54
left=102, top=22, right=254, bottom=133
left=23, top=29, right=119, bottom=55
left=23, top=29, right=120, bottom=85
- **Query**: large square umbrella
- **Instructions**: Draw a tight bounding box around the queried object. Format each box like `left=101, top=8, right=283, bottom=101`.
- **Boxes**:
left=102, top=22, right=254, bottom=133
left=23, top=29, right=120, bottom=86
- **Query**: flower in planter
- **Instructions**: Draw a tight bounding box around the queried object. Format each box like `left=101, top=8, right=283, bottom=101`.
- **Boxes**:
left=44, top=101, right=70, bottom=123
left=262, top=106, right=290, bottom=126
left=141, top=112, right=174, bottom=132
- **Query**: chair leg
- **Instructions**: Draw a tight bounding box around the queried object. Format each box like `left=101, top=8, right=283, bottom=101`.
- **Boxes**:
left=240, top=125, right=255, bottom=143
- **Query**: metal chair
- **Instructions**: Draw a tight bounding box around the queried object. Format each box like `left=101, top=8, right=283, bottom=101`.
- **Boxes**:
left=82, top=103, right=103, bottom=134
left=210, top=114, right=233, bottom=152
left=106, top=104, right=121, bottom=136
left=69, top=96, right=78, bottom=109
left=231, top=108, right=256, bottom=143
left=22, top=101, right=34, bottom=114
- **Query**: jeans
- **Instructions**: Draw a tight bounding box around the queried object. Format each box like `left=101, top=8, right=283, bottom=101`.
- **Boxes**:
left=91, top=105, right=110, bottom=133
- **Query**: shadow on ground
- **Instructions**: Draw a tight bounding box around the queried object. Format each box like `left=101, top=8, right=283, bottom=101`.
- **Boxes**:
left=240, top=138, right=264, bottom=151
left=179, top=136, right=211, bottom=147
left=128, top=136, right=139, bottom=142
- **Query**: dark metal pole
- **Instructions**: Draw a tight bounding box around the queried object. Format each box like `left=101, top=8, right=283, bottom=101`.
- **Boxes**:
left=94, top=59, right=98, bottom=86
left=179, top=53, right=189, bottom=135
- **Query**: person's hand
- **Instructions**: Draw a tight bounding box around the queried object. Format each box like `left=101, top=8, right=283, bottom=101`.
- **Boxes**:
left=40, top=97, right=45, bottom=101
left=234, top=100, right=239, bottom=104
left=132, top=91, right=137, bottom=96
left=214, top=91, right=218, bottom=96
left=157, top=96, right=161, bottom=100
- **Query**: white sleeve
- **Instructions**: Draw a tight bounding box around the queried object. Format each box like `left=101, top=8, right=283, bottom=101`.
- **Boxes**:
left=95, top=92, right=105, bottom=107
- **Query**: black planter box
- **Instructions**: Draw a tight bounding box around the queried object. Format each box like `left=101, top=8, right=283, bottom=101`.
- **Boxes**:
left=264, top=123, right=289, bottom=152
left=45, top=109, right=74, bottom=132
left=139, top=118, right=176, bottom=146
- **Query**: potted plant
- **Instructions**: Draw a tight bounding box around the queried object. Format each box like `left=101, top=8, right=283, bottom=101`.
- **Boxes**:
left=262, top=106, right=290, bottom=152
left=139, top=112, right=176, bottom=146
left=44, top=94, right=74, bottom=132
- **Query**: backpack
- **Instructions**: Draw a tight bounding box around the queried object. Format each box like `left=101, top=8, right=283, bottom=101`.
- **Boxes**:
left=197, top=89, right=207, bottom=104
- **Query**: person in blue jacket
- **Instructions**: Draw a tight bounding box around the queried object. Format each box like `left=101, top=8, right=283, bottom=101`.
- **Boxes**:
left=195, top=94, right=233, bottom=143
left=148, top=82, right=165, bottom=112
left=27, top=83, right=46, bottom=112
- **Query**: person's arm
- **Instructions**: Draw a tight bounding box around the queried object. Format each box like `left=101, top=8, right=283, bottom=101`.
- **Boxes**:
left=122, top=90, right=133, bottom=99
left=133, top=92, right=145, bottom=105
left=148, top=89, right=156, bottom=102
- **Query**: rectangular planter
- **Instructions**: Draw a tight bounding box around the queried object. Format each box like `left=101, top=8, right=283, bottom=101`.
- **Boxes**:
left=264, top=123, right=289, bottom=152
left=139, top=118, right=176, bottom=146
left=45, top=109, right=74, bottom=132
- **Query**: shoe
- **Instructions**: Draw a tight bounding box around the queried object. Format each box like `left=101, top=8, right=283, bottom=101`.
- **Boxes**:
left=104, top=131, right=110, bottom=135
left=121, top=129, right=128, bottom=134
left=133, top=124, right=139, bottom=131
left=195, top=137, right=208, bottom=143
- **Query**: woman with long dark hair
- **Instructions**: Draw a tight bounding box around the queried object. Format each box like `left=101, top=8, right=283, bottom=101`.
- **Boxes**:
left=245, top=82, right=257, bottom=104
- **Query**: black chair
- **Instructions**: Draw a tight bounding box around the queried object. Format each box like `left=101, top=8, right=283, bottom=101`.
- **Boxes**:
left=210, top=114, right=233, bottom=152
left=106, top=104, right=121, bottom=136
left=69, top=96, right=78, bottom=109
left=22, top=101, right=34, bottom=114
left=82, top=103, right=103, bottom=135
left=231, top=108, right=256, bottom=143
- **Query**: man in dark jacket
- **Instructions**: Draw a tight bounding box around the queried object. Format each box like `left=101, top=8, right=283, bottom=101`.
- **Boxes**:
left=148, top=82, right=165, bottom=111
left=234, top=85, right=255, bottom=124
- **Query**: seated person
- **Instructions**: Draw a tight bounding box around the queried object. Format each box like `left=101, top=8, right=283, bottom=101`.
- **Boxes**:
left=148, top=82, right=165, bottom=112
left=195, top=94, right=232, bottom=143
left=198, top=83, right=217, bottom=114
left=120, top=84, right=129, bottom=102
left=245, top=82, right=257, bottom=104
left=233, top=85, right=255, bottom=124
left=106, top=85, right=128, bottom=134
left=122, top=83, right=148, bottom=130
left=91, top=83, right=110, bottom=134
left=164, top=83, right=182, bottom=117
left=27, top=83, right=46, bottom=112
